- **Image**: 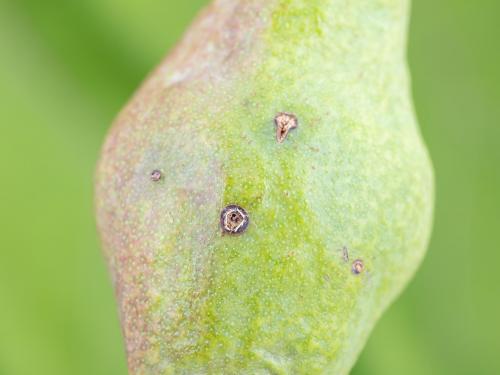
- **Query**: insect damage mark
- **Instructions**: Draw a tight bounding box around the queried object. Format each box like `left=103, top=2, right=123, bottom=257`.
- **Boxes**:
left=274, top=112, right=298, bottom=143
left=150, top=169, right=163, bottom=182
left=351, top=259, right=364, bottom=275
left=342, top=246, right=349, bottom=262
left=220, top=205, right=249, bottom=234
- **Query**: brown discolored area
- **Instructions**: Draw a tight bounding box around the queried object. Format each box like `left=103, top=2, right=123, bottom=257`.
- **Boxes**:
left=351, top=259, right=364, bottom=275
left=220, top=205, right=249, bottom=234
left=274, top=112, right=298, bottom=143
left=150, top=169, right=162, bottom=182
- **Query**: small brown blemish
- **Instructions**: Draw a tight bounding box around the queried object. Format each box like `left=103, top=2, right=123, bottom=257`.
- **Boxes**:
left=274, top=112, right=298, bottom=143
left=342, top=246, right=349, bottom=262
left=352, top=259, right=364, bottom=275
left=220, top=205, right=249, bottom=234
left=150, top=169, right=162, bottom=182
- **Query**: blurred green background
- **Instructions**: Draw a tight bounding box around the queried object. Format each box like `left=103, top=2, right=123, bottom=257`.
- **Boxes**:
left=0, top=0, right=499, bottom=374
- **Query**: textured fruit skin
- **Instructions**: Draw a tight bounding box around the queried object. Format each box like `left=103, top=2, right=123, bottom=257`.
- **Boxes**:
left=95, top=0, right=434, bottom=373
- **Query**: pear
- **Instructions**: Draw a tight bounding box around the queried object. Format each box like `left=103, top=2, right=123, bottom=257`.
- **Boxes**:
left=95, top=0, right=434, bottom=373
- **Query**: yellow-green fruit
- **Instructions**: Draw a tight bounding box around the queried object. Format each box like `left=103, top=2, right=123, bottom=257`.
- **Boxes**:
left=95, top=0, right=434, bottom=373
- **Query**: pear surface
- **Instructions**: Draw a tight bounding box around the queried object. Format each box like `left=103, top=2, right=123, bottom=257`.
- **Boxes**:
left=96, top=0, right=434, bottom=373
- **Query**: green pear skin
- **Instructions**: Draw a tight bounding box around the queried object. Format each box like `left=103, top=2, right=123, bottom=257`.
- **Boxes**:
left=95, top=0, right=434, bottom=373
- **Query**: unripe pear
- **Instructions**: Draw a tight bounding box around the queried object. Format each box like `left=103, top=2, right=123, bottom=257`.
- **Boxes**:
left=96, top=0, right=434, bottom=373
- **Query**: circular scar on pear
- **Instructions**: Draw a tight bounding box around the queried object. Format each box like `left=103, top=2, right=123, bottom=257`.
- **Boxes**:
left=220, top=205, right=249, bottom=234
left=150, top=169, right=163, bottom=182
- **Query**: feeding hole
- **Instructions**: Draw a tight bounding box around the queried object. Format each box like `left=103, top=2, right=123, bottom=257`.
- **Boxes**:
left=274, top=112, right=298, bottom=143
left=351, top=259, right=364, bottom=275
left=220, top=205, right=249, bottom=234
left=150, top=169, right=163, bottom=182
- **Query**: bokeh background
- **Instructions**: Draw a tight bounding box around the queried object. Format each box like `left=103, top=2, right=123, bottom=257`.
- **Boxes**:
left=1, top=0, right=499, bottom=374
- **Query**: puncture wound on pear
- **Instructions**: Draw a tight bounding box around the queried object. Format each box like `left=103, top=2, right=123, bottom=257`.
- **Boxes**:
left=275, top=112, right=298, bottom=143
left=352, top=259, right=365, bottom=275
left=220, top=205, right=249, bottom=234
left=150, top=169, right=163, bottom=182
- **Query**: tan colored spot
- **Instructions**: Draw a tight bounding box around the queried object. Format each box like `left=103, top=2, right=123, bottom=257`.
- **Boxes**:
left=220, top=205, right=249, bottom=234
left=150, top=169, right=162, bottom=182
left=274, top=112, right=298, bottom=143
left=352, top=259, right=364, bottom=275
